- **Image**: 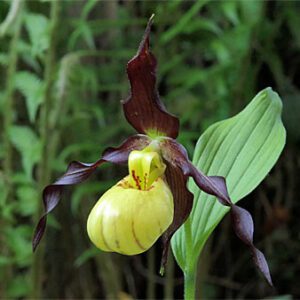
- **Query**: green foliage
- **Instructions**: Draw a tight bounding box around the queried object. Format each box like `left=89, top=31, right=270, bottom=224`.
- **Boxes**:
left=16, top=185, right=38, bottom=216
left=24, top=13, right=49, bottom=58
left=0, top=0, right=23, bottom=37
left=68, top=0, right=98, bottom=50
left=5, top=225, right=32, bottom=267
left=0, top=175, right=8, bottom=214
left=9, top=126, right=41, bottom=179
left=7, top=274, right=30, bottom=298
left=74, top=246, right=100, bottom=267
left=0, top=52, right=7, bottom=65
left=15, top=71, right=44, bottom=122
left=160, top=0, right=210, bottom=44
left=172, top=88, right=286, bottom=270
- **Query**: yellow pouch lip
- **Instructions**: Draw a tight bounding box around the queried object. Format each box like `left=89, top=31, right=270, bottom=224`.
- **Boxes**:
left=87, top=176, right=174, bottom=255
left=87, top=147, right=174, bottom=255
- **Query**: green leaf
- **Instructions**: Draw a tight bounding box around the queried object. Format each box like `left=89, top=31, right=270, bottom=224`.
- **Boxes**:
left=7, top=274, right=30, bottom=298
left=16, top=185, right=38, bottom=216
left=221, top=1, right=240, bottom=25
left=0, top=52, right=8, bottom=65
left=24, top=13, right=49, bottom=57
left=15, top=71, right=44, bottom=122
left=172, top=88, right=286, bottom=271
left=5, top=225, right=32, bottom=268
left=82, top=0, right=99, bottom=20
left=9, top=126, right=42, bottom=179
left=0, top=255, right=12, bottom=266
left=160, top=0, right=210, bottom=44
left=74, top=246, right=100, bottom=267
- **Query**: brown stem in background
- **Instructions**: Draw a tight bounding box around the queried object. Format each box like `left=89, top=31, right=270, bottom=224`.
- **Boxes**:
left=31, top=1, right=60, bottom=298
left=146, top=247, right=156, bottom=299
left=164, top=251, right=175, bottom=299
left=89, top=2, right=124, bottom=298
left=96, top=253, right=122, bottom=299
left=197, top=237, right=213, bottom=299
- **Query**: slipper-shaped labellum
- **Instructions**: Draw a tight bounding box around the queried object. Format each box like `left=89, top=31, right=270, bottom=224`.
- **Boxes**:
left=87, top=145, right=174, bottom=255
left=33, top=16, right=273, bottom=286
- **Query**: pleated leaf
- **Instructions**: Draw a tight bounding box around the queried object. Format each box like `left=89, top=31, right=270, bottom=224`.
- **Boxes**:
left=171, top=87, right=286, bottom=271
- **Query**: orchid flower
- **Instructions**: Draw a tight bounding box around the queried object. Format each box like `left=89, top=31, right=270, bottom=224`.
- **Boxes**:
left=33, top=17, right=272, bottom=285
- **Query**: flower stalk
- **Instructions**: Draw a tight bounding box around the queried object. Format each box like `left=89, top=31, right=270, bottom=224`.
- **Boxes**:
left=184, top=267, right=197, bottom=300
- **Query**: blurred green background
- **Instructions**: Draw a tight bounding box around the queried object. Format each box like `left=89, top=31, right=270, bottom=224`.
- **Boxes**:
left=0, top=0, right=299, bottom=299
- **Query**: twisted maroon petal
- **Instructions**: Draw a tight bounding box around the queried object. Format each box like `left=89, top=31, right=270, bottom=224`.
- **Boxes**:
left=160, top=161, right=193, bottom=274
left=231, top=206, right=273, bottom=286
left=32, top=134, right=150, bottom=251
left=123, top=17, right=179, bottom=138
left=160, top=138, right=273, bottom=286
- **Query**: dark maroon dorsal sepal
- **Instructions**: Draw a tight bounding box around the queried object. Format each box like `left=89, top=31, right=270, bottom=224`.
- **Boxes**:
left=123, top=16, right=180, bottom=139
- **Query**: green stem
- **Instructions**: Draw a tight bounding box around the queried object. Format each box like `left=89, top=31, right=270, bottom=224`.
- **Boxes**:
left=0, top=0, right=23, bottom=297
left=31, top=1, right=60, bottom=298
left=184, top=267, right=197, bottom=300
left=183, top=219, right=197, bottom=300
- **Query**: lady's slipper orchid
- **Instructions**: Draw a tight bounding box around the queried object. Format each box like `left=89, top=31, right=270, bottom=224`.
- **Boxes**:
left=33, top=17, right=272, bottom=285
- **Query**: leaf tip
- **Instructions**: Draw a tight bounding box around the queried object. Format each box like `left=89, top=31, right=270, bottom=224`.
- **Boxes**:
left=159, top=265, right=165, bottom=276
left=149, top=13, right=155, bottom=22
left=263, top=87, right=283, bottom=113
